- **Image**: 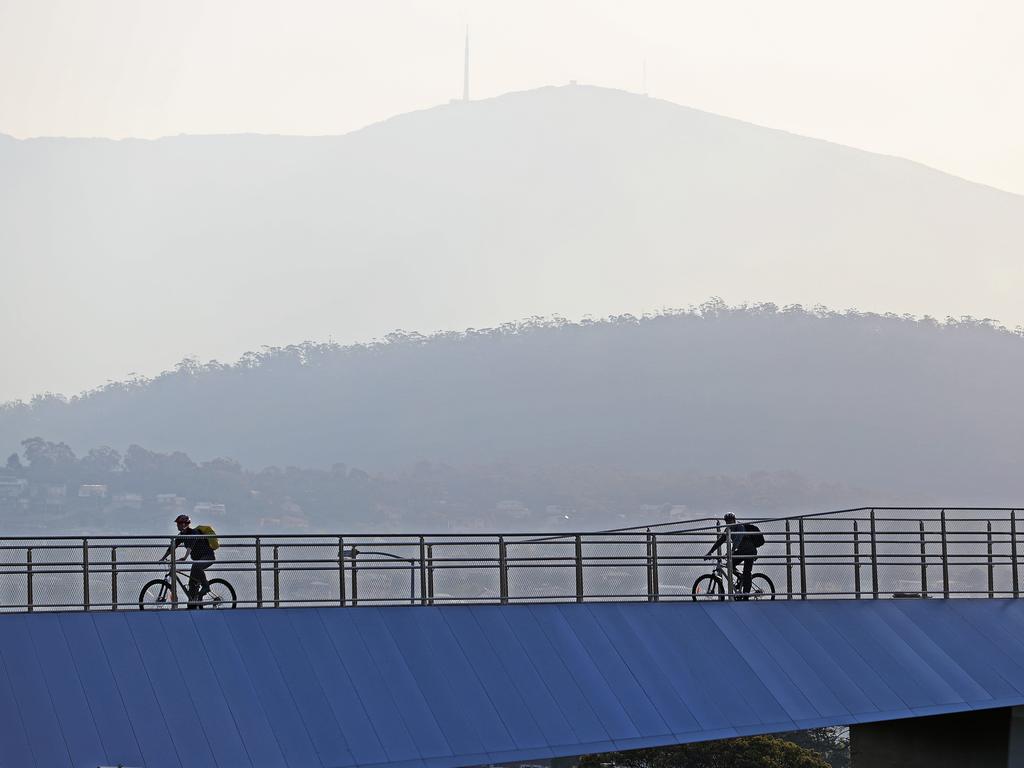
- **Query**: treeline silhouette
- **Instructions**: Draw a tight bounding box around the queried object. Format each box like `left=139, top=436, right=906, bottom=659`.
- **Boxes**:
left=2, top=437, right=859, bottom=534
left=2, top=302, right=1022, bottom=504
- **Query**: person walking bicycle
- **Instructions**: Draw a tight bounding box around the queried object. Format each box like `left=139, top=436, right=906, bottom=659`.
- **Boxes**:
left=704, top=513, right=764, bottom=600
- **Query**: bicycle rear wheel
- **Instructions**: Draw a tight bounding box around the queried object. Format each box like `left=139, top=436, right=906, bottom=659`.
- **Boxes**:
left=138, top=579, right=174, bottom=610
left=199, top=578, right=237, bottom=609
left=691, top=574, right=725, bottom=601
left=747, top=573, right=776, bottom=600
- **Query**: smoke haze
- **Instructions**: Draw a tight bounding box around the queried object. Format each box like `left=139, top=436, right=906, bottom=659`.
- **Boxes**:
left=3, top=85, right=1022, bottom=403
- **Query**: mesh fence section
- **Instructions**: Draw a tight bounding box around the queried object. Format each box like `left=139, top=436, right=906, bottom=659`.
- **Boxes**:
left=743, top=518, right=790, bottom=598
left=652, top=530, right=713, bottom=600
left=870, top=516, right=931, bottom=597
left=102, top=541, right=170, bottom=610
left=262, top=542, right=343, bottom=607
left=352, top=541, right=421, bottom=606
left=944, top=515, right=1005, bottom=597
left=426, top=539, right=500, bottom=604
left=26, top=543, right=85, bottom=610
left=990, top=517, right=1018, bottom=597
left=505, top=539, right=575, bottom=602
left=581, top=535, right=650, bottom=602
left=0, top=544, right=30, bottom=611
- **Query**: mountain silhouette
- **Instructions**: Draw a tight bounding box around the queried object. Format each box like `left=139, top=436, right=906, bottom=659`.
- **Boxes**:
left=2, top=85, right=1023, bottom=402
left=2, top=304, right=1022, bottom=503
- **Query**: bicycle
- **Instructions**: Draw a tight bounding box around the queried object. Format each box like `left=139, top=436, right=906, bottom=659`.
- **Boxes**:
left=138, top=563, right=237, bottom=609
left=691, top=556, right=775, bottom=600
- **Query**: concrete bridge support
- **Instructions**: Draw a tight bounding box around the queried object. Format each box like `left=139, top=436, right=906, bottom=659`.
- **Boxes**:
left=851, top=706, right=1024, bottom=768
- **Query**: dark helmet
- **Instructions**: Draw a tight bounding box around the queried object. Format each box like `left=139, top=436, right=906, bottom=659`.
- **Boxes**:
left=174, top=514, right=191, bottom=525
left=723, top=513, right=737, bottom=523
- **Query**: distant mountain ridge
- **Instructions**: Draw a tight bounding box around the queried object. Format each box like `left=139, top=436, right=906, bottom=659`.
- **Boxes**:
left=2, top=305, right=1022, bottom=504
left=2, top=84, right=1023, bottom=402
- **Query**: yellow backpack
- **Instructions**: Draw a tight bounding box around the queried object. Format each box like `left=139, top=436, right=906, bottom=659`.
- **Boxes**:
left=194, top=524, right=220, bottom=550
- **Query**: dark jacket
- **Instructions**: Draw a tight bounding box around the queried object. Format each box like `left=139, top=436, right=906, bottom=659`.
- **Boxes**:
left=166, top=527, right=216, bottom=562
left=707, top=523, right=758, bottom=557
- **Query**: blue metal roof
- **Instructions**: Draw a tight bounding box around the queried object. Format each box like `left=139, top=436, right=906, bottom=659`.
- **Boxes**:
left=3, top=599, right=1024, bottom=768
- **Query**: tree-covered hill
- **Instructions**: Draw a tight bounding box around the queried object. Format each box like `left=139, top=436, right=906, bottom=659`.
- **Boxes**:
left=3, top=302, right=1022, bottom=503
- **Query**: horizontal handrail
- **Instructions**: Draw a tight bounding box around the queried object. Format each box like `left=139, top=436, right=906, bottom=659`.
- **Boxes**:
left=0, top=506, right=1019, bottom=612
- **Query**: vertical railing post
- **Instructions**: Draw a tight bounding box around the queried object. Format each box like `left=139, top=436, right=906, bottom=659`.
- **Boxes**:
left=919, top=520, right=928, bottom=597
left=255, top=537, right=263, bottom=608
left=419, top=536, right=428, bottom=606
left=338, top=537, right=346, bottom=607
left=869, top=510, right=879, bottom=599
left=351, top=548, right=359, bottom=606
left=785, top=519, right=793, bottom=599
left=575, top=535, right=584, bottom=603
left=987, top=521, right=995, bottom=599
left=726, top=524, right=735, bottom=600
left=169, top=537, right=178, bottom=608
left=499, top=536, right=509, bottom=605
left=1012, top=511, right=1019, bottom=599
left=427, top=543, right=435, bottom=604
left=26, top=548, right=33, bottom=612
left=941, top=510, right=950, bottom=598
left=111, top=547, right=118, bottom=610
left=797, top=518, right=807, bottom=600
left=650, top=532, right=660, bottom=602
left=646, top=530, right=653, bottom=600
left=273, top=545, right=281, bottom=608
left=853, top=520, right=861, bottom=599
left=82, top=538, right=91, bottom=611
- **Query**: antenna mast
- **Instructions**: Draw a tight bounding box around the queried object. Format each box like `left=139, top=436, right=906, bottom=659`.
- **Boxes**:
left=463, top=26, right=470, bottom=101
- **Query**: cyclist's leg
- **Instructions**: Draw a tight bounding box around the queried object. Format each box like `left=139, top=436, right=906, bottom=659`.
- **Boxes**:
left=740, top=556, right=755, bottom=597
left=187, top=562, right=211, bottom=606
left=733, top=555, right=754, bottom=599
left=186, top=564, right=200, bottom=607
left=195, top=561, right=212, bottom=597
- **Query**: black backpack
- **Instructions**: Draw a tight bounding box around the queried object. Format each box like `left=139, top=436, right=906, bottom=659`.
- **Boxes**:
left=746, top=523, right=766, bottom=549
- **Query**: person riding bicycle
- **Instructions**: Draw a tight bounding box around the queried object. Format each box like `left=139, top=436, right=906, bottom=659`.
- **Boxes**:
left=159, top=514, right=216, bottom=608
left=705, top=513, right=759, bottom=600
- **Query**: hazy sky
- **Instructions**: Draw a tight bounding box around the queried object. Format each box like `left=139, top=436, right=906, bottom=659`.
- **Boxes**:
left=2, top=0, right=1023, bottom=405
left=2, top=0, right=1023, bottom=193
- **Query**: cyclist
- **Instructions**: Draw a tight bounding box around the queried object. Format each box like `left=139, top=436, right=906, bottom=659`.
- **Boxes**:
left=705, top=513, right=758, bottom=600
left=159, top=514, right=216, bottom=608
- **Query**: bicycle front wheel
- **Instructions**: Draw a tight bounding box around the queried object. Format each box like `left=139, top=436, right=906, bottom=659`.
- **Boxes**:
left=691, top=574, right=725, bottom=601
left=200, top=578, right=237, bottom=609
left=748, top=573, right=776, bottom=600
left=139, top=579, right=174, bottom=610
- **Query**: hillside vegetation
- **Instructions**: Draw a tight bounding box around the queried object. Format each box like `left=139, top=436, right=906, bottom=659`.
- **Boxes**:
left=3, top=302, right=1022, bottom=505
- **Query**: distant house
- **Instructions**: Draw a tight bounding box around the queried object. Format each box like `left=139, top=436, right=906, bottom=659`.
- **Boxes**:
left=193, top=501, right=227, bottom=518
left=113, top=492, right=143, bottom=510
left=32, top=484, right=67, bottom=506
left=0, top=477, right=28, bottom=498
left=281, top=500, right=303, bottom=516
left=156, top=493, right=189, bottom=510
left=78, top=484, right=109, bottom=498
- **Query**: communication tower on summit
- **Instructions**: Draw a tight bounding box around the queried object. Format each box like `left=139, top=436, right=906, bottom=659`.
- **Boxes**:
left=463, top=26, right=470, bottom=101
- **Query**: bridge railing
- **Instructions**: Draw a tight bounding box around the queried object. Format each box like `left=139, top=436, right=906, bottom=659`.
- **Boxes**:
left=0, top=507, right=1019, bottom=611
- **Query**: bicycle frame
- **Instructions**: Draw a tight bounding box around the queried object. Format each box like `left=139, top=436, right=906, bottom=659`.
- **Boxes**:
left=702, top=557, right=771, bottom=598
left=708, top=558, right=743, bottom=589
left=154, top=567, right=209, bottom=603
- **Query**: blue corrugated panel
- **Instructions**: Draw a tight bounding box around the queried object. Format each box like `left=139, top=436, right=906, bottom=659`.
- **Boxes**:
left=3, top=599, right=1024, bottom=768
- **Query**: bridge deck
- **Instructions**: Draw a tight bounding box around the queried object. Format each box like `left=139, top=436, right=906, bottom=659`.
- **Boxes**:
left=2, top=599, right=1024, bottom=768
